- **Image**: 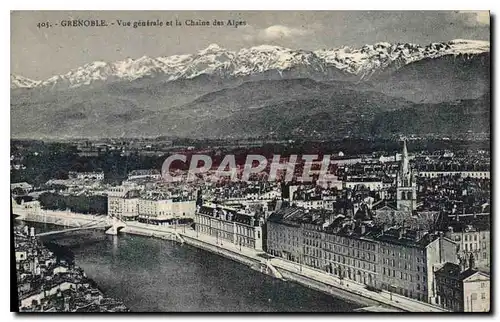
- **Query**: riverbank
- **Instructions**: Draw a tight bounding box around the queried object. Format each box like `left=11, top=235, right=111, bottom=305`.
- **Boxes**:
left=14, top=209, right=446, bottom=312
left=110, top=221, right=446, bottom=312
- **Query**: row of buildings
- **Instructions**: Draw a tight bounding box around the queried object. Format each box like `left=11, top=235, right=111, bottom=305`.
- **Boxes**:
left=189, top=141, right=490, bottom=312
left=190, top=199, right=489, bottom=312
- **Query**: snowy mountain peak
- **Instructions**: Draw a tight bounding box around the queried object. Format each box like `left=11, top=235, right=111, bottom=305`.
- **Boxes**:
left=247, top=44, right=290, bottom=52
left=12, top=39, right=490, bottom=90
left=10, top=74, right=40, bottom=89
left=199, top=43, right=225, bottom=55
left=447, top=39, right=490, bottom=53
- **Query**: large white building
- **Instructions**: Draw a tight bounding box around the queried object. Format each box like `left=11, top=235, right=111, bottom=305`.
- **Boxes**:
left=195, top=203, right=265, bottom=251
left=127, top=169, right=162, bottom=181
left=107, top=185, right=141, bottom=221
left=107, top=185, right=196, bottom=223
left=293, top=198, right=335, bottom=210
left=343, top=179, right=384, bottom=191
left=418, top=171, right=490, bottom=179
left=137, top=196, right=196, bottom=224
left=68, top=171, right=104, bottom=181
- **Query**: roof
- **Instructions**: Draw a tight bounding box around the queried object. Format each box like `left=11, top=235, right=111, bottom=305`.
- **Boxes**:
left=444, top=213, right=490, bottom=232
left=198, top=204, right=261, bottom=227
left=372, top=200, right=397, bottom=211
left=372, top=227, right=436, bottom=248
left=435, top=263, right=489, bottom=282
left=268, top=207, right=311, bottom=226
left=435, top=262, right=461, bottom=278
left=11, top=182, right=32, bottom=190
left=269, top=206, right=376, bottom=239
left=268, top=207, right=337, bottom=227
left=459, top=269, right=481, bottom=281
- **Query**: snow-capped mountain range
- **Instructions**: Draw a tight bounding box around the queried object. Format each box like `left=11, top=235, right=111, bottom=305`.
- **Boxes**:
left=11, top=39, right=489, bottom=90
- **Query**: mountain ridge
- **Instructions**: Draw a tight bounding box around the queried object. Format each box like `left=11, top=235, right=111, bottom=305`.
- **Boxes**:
left=11, top=39, right=489, bottom=90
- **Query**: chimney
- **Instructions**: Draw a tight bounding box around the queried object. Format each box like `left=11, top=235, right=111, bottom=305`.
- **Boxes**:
left=469, top=253, right=475, bottom=270
left=459, top=256, right=466, bottom=271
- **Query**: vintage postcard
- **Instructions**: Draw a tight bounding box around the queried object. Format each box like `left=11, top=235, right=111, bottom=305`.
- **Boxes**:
left=11, top=10, right=490, bottom=313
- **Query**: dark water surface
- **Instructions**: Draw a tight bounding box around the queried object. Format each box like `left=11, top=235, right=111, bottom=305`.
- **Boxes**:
left=19, top=221, right=360, bottom=312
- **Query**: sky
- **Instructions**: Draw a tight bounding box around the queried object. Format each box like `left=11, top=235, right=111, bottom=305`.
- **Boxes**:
left=11, top=10, right=490, bottom=80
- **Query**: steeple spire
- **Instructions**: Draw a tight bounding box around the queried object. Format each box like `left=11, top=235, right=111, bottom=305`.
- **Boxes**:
left=396, top=138, right=416, bottom=211
left=402, top=139, right=409, bottom=176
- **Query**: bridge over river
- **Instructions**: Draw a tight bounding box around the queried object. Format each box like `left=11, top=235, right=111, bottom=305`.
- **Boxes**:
left=12, top=202, right=127, bottom=237
left=35, top=216, right=126, bottom=237
left=36, top=217, right=110, bottom=237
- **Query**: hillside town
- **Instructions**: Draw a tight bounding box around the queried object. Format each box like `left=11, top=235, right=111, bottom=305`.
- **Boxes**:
left=14, top=225, right=129, bottom=312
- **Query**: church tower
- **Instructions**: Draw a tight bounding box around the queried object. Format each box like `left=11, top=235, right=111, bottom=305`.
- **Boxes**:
left=396, top=140, right=417, bottom=211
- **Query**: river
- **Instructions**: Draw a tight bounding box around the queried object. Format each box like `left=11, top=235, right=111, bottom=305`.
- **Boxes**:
left=17, top=220, right=360, bottom=312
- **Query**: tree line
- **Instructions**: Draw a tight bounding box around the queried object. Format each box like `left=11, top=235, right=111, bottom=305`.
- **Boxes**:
left=38, top=192, right=107, bottom=215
